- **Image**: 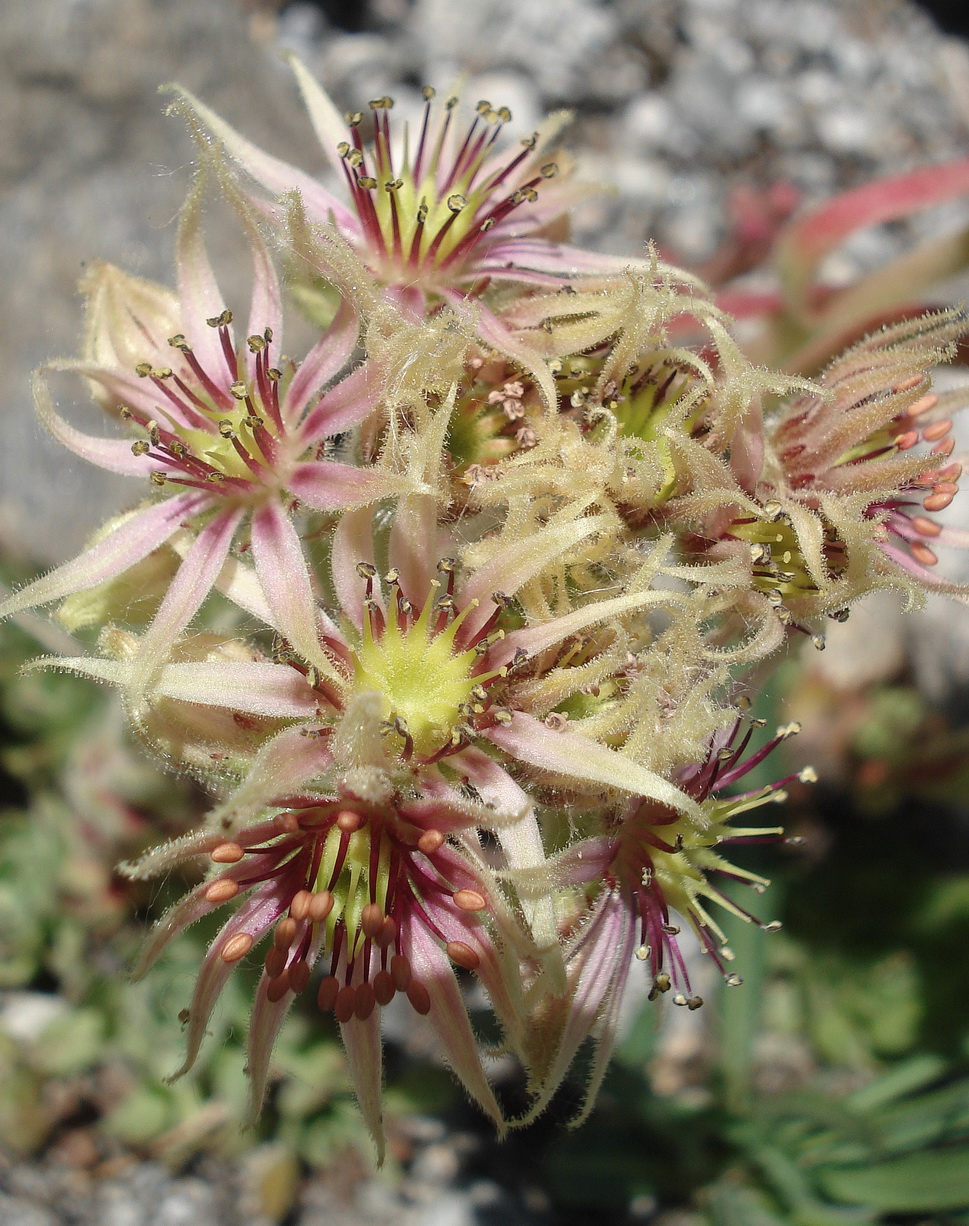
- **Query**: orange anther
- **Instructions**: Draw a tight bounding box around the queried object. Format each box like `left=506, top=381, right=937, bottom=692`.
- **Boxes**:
left=264, top=946, right=287, bottom=980
left=932, top=437, right=956, bottom=457
left=417, top=829, right=445, bottom=854
left=922, top=419, right=952, bottom=442
left=361, top=902, right=384, bottom=939
left=894, top=431, right=919, bottom=451
left=335, top=986, right=357, bottom=1024
left=355, top=982, right=377, bottom=1020
left=210, top=842, right=244, bottom=864
left=266, top=973, right=291, bottom=1003
left=290, top=889, right=313, bottom=922
left=910, top=542, right=939, bottom=567
left=391, top=953, right=412, bottom=991
left=406, top=979, right=432, bottom=1015
left=317, top=976, right=339, bottom=1012
left=906, top=392, right=938, bottom=417
left=204, top=879, right=240, bottom=903
left=923, top=491, right=954, bottom=512
left=910, top=515, right=942, bottom=537
left=336, top=810, right=362, bottom=833
left=373, top=970, right=396, bottom=1005
left=308, top=890, right=334, bottom=923
left=220, top=932, right=254, bottom=963
left=274, top=917, right=298, bottom=948
left=452, top=888, right=486, bottom=912
left=288, top=960, right=311, bottom=994
left=446, top=940, right=481, bottom=970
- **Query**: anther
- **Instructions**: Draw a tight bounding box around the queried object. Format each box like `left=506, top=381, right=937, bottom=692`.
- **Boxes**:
left=218, top=420, right=235, bottom=438
left=289, top=960, right=311, bottom=994
left=336, top=810, right=363, bottom=833
left=446, top=941, right=480, bottom=971
left=406, top=980, right=431, bottom=1015
left=266, top=974, right=290, bottom=1003
left=447, top=193, right=466, bottom=213
left=355, top=982, right=376, bottom=1020
left=308, top=890, right=334, bottom=923
left=376, top=917, right=396, bottom=948
left=356, top=562, right=377, bottom=579
left=687, top=996, right=704, bottom=1010
left=421, top=85, right=436, bottom=101
left=205, top=879, right=240, bottom=904
left=168, top=334, right=189, bottom=351
left=246, top=334, right=266, bottom=353
left=211, top=842, right=245, bottom=864
left=317, top=976, right=340, bottom=1012
left=361, top=902, right=384, bottom=939
left=264, top=946, right=287, bottom=980
left=725, top=973, right=744, bottom=987
left=373, top=971, right=396, bottom=1006
left=923, top=491, right=954, bottom=512
left=357, top=175, right=378, bottom=190
left=220, top=932, right=254, bottom=963
left=911, top=542, right=938, bottom=567
left=207, top=309, right=233, bottom=327
left=335, top=986, right=357, bottom=1024
left=452, top=889, right=486, bottom=912
left=290, top=889, right=313, bottom=922
left=922, top=418, right=952, bottom=442
left=391, top=954, right=412, bottom=991
left=417, top=829, right=445, bottom=855
left=131, top=440, right=150, bottom=456
left=135, top=362, right=153, bottom=377
left=274, top=917, right=298, bottom=948
left=540, top=162, right=558, bottom=178
left=798, top=766, right=819, bottom=784
left=229, top=382, right=248, bottom=401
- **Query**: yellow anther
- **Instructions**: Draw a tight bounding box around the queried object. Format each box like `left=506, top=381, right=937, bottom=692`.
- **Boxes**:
left=447, top=193, right=466, bottom=213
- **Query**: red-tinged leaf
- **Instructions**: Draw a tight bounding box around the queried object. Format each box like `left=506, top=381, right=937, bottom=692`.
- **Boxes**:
left=776, top=157, right=969, bottom=318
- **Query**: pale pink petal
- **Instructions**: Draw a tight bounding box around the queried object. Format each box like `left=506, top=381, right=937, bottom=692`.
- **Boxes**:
left=34, top=369, right=157, bottom=476
left=339, top=1009, right=386, bottom=1163
left=0, top=492, right=209, bottom=620
left=387, top=495, right=441, bottom=607
left=152, top=660, right=319, bottom=718
left=407, top=921, right=504, bottom=1131
left=486, top=712, right=699, bottom=819
left=330, top=507, right=379, bottom=632
left=454, top=747, right=560, bottom=966
left=288, top=460, right=389, bottom=511
left=127, top=507, right=243, bottom=699
left=285, top=54, right=357, bottom=175
left=250, top=499, right=323, bottom=666
left=169, top=884, right=283, bottom=1080
left=298, top=364, right=377, bottom=440
left=171, top=86, right=360, bottom=234
left=208, top=724, right=333, bottom=834
left=175, top=169, right=230, bottom=374
left=284, top=299, right=360, bottom=425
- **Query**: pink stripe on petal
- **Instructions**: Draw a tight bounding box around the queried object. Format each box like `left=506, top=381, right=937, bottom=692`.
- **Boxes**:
left=250, top=499, right=323, bottom=666
left=209, top=724, right=332, bottom=835
left=388, top=495, right=440, bottom=605
left=299, top=365, right=376, bottom=440
left=284, top=300, right=360, bottom=426
left=0, top=492, right=209, bottom=620
left=289, top=460, right=388, bottom=511
left=128, top=506, right=243, bottom=698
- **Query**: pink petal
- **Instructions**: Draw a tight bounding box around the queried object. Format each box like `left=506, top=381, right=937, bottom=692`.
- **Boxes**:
left=330, top=507, right=378, bottom=632
left=250, top=499, right=323, bottom=667
left=171, top=86, right=360, bottom=234
left=127, top=507, right=243, bottom=700
left=339, top=1008, right=386, bottom=1163
left=298, top=364, right=377, bottom=440
left=152, top=660, right=320, bottom=717
left=486, top=712, right=699, bottom=818
left=288, top=460, right=388, bottom=512
left=407, top=921, right=504, bottom=1131
left=387, top=495, right=440, bottom=607
left=0, top=492, right=209, bottom=620
left=284, top=299, right=360, bottom=426
left=208, top=724, right=333, bottom=834
left=175, top=170, right=230, bottom=375
left=34, top=368, right=157, bottom=476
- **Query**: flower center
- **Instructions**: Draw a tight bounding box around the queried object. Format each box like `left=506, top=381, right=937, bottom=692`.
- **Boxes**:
left=352, top=562, right=505, bottom=758
left=336, top=91, right=558, bottom=286
left=126, top=311, right=291, bottom=497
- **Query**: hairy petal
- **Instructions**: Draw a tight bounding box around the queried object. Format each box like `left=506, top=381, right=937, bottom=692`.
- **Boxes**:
left=0, top=493, right=208, bottom=620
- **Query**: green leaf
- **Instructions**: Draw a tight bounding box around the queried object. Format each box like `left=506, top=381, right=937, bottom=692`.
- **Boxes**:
left=818, top=1147, right=969, bottom=1211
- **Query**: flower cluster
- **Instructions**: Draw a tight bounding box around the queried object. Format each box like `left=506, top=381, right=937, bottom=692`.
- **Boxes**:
left=6, top=62, right=969, bottom=1155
